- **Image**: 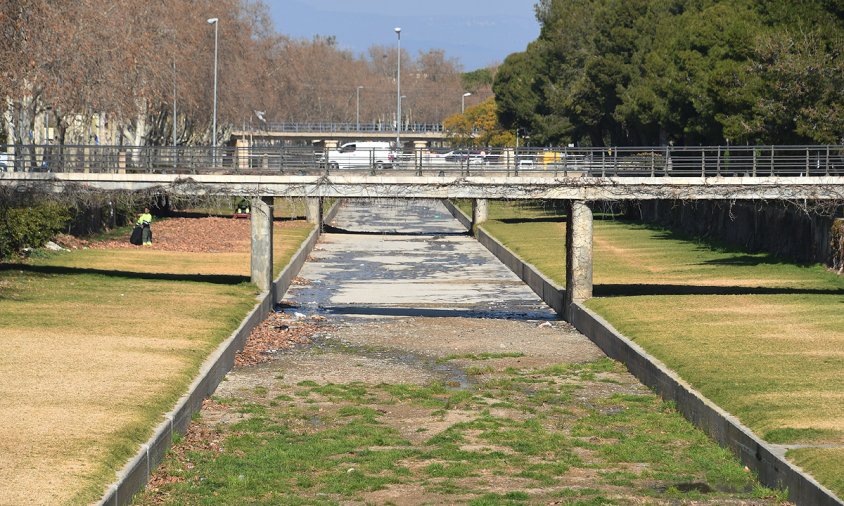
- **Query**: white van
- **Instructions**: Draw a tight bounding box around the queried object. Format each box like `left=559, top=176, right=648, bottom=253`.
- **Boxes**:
left=323, top=141, right=395, bottom=170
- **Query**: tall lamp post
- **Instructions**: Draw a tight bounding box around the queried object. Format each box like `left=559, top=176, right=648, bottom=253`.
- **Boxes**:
left=207, top=17, right=219, bottom=157
left=394, top=27, right=401, bottom=151
left=356, top=85, right=363, bottom=131
left=462, top=92, right=472, bottom=113
left=172, top=57, right=177, bottom=147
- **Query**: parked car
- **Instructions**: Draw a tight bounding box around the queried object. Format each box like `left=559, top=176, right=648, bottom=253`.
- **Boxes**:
left=320, top=141, right=395, bottom=170
left=516, top=155, right=535, bottom=169
left=443, top=149, right=484, bottom=163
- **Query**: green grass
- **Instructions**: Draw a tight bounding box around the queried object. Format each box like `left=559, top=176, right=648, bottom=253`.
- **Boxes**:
left=138, top=355, right=781, bottom=504
left=460, top=199, right=844, bottom=498
left=787, top=448, right=844, bottom=497
left=439, top=352, right=526, bottom=363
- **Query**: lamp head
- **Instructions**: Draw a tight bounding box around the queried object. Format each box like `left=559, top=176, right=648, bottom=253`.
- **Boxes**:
left=463, top=92, right=472, bottom=97
left=394, top=27, right=401, bottom=34
left=207, top=17, right=218, bottom=24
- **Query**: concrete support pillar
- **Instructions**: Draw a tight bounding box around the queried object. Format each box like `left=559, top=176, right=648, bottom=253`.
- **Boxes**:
left=564, top=200, right=593, bottom=321
left=250, top=196, right=274, bottom=295
left=306, top=197, right=323, bottom=227
left=235, top=138, right=249, bottom=171
left=472, top=199, right=488, bottom=233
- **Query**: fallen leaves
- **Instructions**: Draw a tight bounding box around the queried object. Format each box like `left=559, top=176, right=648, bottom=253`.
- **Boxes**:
left=55, top=217, right=301, bottom=254
left=234, top=310, right=317, bottom=367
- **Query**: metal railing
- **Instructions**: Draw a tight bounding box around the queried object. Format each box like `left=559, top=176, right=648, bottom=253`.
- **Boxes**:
left=249, top=122, right=446, bottom=134
left=1, top=144, right=842, bottom=177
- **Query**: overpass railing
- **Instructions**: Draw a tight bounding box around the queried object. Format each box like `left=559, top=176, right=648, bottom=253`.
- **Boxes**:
left=1, top=144, right=842, bottom=177
left=253, top=122, right=446, bottom=134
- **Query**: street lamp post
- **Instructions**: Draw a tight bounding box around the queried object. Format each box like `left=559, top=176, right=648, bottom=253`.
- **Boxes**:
left=356, top=86, right=363, bottom=131
left=207, top=17, right=219, bottom=159
left=172, top=57, right=177, bottom=147
left=395, top=27, right=401, bottom=152
left=462, top=92, right=472, bottom=114
left=401, top=95, right=406, bottom=123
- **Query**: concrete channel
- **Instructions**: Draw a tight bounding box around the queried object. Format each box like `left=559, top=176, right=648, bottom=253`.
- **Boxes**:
left=179, top=198, right=800, bottom=505
left=290, top=199, right=556, bottom=321
left=103, top=198, right=841, bottom=505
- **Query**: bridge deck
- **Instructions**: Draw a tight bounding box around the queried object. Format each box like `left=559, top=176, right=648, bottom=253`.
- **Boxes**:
left=3, top=172, right=843, bottom=200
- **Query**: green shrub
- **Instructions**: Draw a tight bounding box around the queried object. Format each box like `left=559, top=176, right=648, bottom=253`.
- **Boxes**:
left=0, top=201, right=72, bottom=259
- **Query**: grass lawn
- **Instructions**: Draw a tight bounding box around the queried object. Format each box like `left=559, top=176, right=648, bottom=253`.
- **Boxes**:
left=460, top=200, right=844, bottom=497
left=0, top=219, right=313, bottom=505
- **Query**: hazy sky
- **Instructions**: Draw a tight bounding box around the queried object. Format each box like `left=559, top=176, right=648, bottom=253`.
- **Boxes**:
left=263, top=0, right=540, bottom=70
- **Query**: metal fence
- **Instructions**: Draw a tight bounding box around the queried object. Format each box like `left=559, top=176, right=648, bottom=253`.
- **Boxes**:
left=253, top=122, right=446, bottom=134
left=1, top=144, right=842, bottom=177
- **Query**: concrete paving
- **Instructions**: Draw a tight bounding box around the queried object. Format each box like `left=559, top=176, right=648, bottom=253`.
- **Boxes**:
left=282, top=199, right=556, bottom=320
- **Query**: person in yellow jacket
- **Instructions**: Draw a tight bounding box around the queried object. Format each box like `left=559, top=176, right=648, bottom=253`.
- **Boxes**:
left=136, top=207, right=153, bottom=246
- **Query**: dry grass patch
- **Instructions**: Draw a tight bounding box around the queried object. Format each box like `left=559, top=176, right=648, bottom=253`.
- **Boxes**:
left=0, top=217, right=314, bottom=505
left=0, top=273, right=256, bottom=505
left=588, top=294, right=844, bottom=440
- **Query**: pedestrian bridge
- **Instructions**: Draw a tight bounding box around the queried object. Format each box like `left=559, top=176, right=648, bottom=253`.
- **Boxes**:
left=231, top=122, right=448, bottom=148
left=3, top=143, right=843, bottom=322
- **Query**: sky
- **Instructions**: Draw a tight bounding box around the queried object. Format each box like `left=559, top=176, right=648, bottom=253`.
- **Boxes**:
left=263, top=0, right=540, bottom=70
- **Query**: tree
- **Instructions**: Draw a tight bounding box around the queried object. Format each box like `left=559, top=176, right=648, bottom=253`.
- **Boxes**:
left=495, top=0, right=844, bottom=147
left=444, top=97, right=514, bottom=147
left=0, top=0, right=474, bottom=148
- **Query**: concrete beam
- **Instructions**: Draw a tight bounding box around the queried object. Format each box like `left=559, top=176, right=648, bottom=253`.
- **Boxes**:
left=565, top=200, right=593, bottom=321
left=250, top=197, right=274, bottom=295
left=4, top=173, right=844, bottom=201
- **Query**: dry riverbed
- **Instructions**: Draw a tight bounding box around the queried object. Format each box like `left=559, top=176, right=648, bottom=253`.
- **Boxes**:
left=138, top=201, right=789, bottom=505
left=139, top=312, right=787, bottom=505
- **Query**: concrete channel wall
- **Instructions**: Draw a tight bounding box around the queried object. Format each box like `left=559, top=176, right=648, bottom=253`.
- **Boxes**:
left=98, top=203, right=337, bottom=506
left=441, top=199, right=843, bottom=506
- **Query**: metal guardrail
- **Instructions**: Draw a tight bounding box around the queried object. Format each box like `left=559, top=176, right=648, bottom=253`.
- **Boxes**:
left=1, top=144, right=843, bottom=177
left=254, top=122, right=446, bottom=134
